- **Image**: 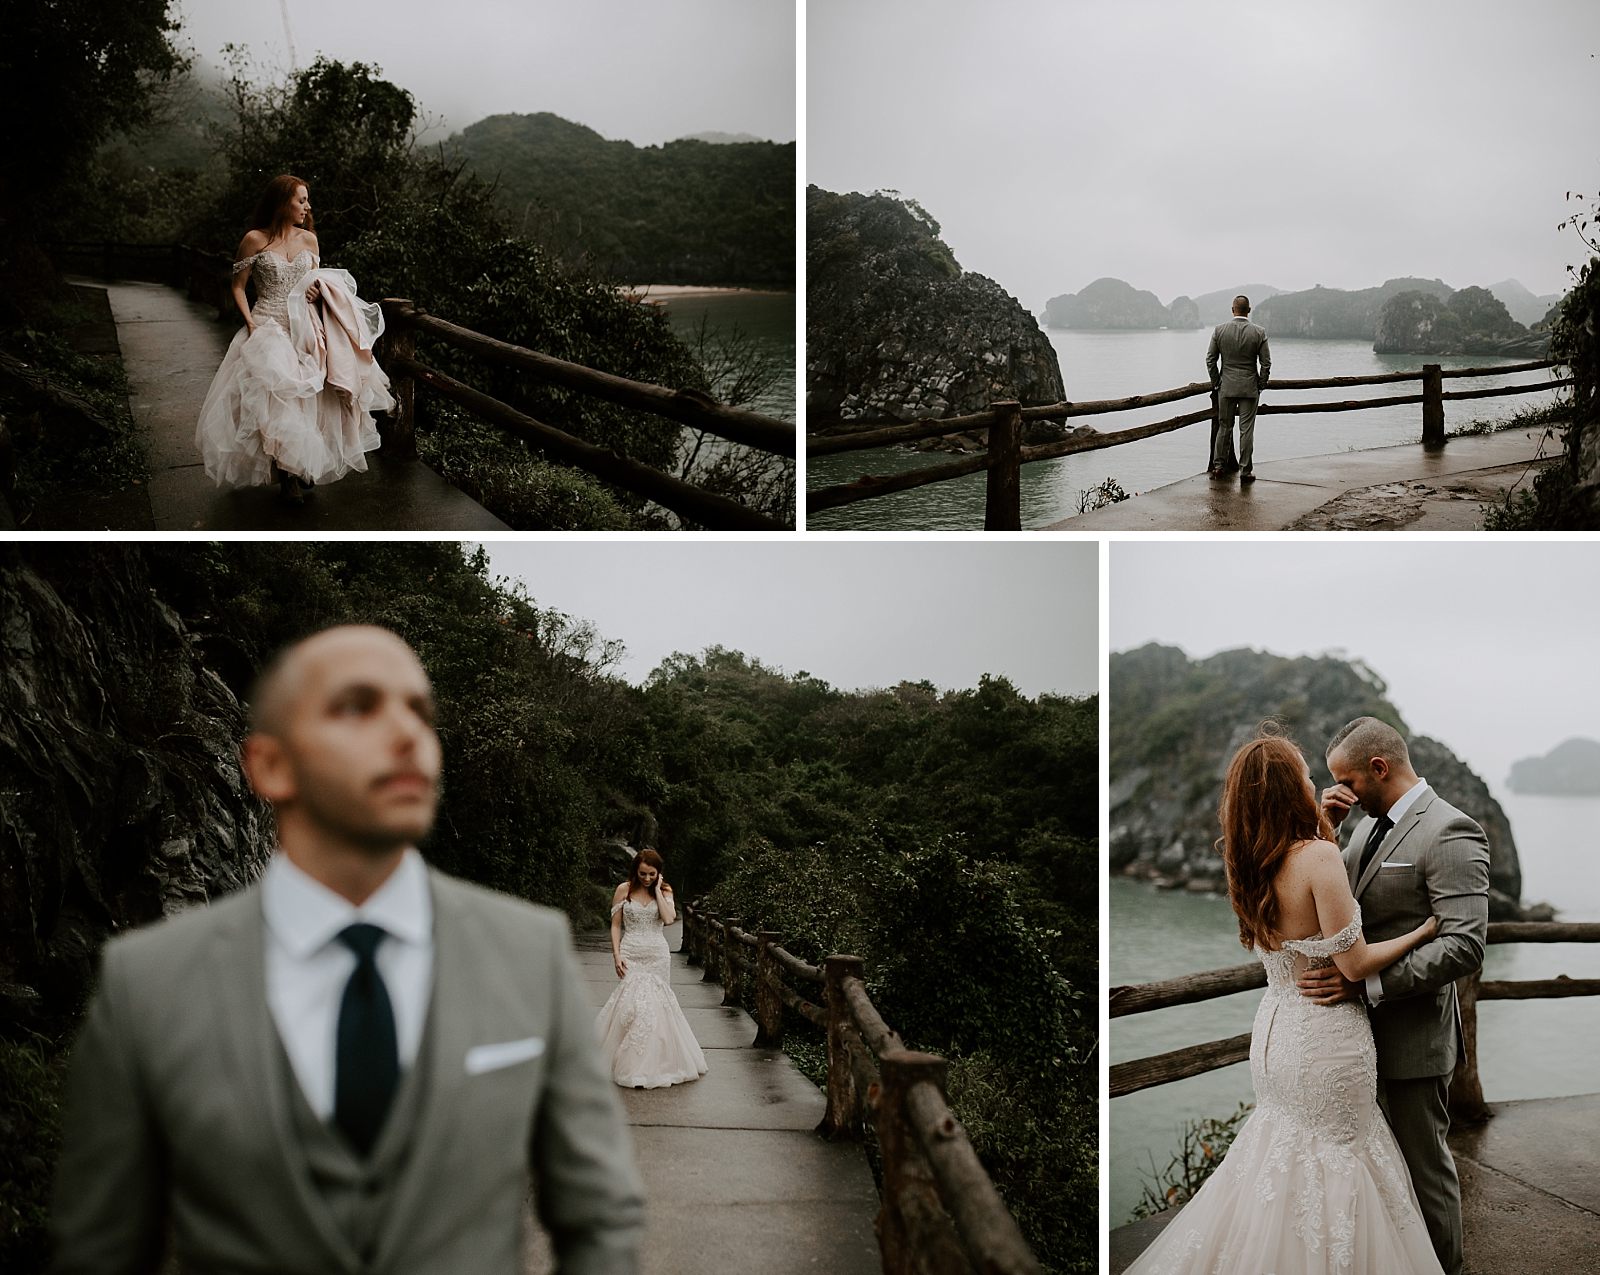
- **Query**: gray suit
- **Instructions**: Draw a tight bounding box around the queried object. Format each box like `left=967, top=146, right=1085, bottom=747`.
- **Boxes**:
left=1345, top=788, right=1489, bottom=1275
left=51, top=868, right=644, bottom=1274
left=1205, top=317, right=1271, bottom=472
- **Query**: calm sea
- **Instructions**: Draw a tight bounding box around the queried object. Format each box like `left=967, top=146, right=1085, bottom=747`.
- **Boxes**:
left=809, top=330, right=1556, bottom=529
left=657, top=291, right=796, bottom=423
left=1109, top=791, right=1600, bottom=1226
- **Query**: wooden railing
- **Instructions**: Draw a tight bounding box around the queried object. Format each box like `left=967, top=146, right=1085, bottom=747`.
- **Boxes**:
left=377, top=299, right=793, bottom=531
left=47, top=240, right=795, bottom=531
left=683, top=900, right=1042, bottom=1275
left=807, top=360, right=1573, bottom=528
left=1109, top=919, right=1600, bottom=1122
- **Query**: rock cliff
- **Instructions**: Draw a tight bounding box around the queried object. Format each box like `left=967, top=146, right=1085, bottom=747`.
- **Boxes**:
left=1167, top=295, right=1202, bottom=329
left=1374, top=286, right=1547, bottom=356
left=806, top=186, right=1065, bottom=429
left=1255, top=278, right=1453, bottom=340
left=1110, top=644, right=1529, bottom=919
left=1507, top=738, right=1600, bottom=795
left=1042, top=277, right=1173, bottom=330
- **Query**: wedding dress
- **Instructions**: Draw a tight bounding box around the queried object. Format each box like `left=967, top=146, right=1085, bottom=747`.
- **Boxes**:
left=195, top=249, right=393, bottom=488
left=594, top=897, right=708, bottom=1088
left=1125, top=908, right=1445, bottom=1275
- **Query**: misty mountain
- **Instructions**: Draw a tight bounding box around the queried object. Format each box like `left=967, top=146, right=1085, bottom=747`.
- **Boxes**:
left=1254, top=278, right=1454, bottom=340
left=678, top=131, right=766, bottom=145
left=1042, top=277, right=1174, bottom=329
left=449, top=112, right=794, bottom=287
left=1507, top=738, right=1600, bottom=795
left=1486, top=278, right=1565, bottom=327
left=1193, top=284, right=1284, bottom=326
left=1374, top=285, right=1545, bottom=357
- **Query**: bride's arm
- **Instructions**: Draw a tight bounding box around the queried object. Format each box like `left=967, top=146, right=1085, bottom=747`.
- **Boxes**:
left=1304, top=841, right=1436, bottom=981
left=655, top=877, right=675, bottom=926
left=232, top=231, right=267, bottom=332
left=609, top=883, right=629, bottom=978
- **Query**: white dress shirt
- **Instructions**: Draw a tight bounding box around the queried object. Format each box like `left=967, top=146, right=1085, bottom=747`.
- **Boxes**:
left=1364, top=777, right=1428, bottom=1006
left=262, top=848, right=434, bottom=1119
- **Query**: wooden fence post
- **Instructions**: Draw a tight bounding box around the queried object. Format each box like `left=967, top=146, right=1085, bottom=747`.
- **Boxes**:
left=1448, top=970, right=1488, bottom=1122
left=380, top=298, right=419, bottom=460
left=684, top=901, right=702, bottom=967
left=702, top=913, right=721, bottom=984
left=720, top=917, right=744, bottom=1007
left=754, top=930, right=784, bottom=1047
left=875, top=1049, right=969, bottom=1275
left=984, top=400, right=1023, bottom=531
left=820, top=955, right=866, bottom=1139
left=1421, top=363, right=1445, bottom=448
left=1209, top=388, right=1221, bottom=469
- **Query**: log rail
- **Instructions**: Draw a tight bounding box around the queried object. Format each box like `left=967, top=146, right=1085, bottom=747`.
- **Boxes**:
left=1109, top=919, right=1600, bottom=1120
left=683, top=901, right=1042, bottom=1275
left=807, top=358, right=1571, bottom=525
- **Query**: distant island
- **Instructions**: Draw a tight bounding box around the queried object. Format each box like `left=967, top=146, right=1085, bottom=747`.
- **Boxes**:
left=1041, top=274, right=1561, bottom=356
left=1507, top=738, right=1600, bottom=795
left=449, top=113, right=794, bottom=288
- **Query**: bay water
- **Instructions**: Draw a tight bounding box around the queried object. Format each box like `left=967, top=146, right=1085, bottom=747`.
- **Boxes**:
left=656, top=291, right=796, bottom=422
left=809, top=331, right=1557, bottom=530
left=1110, top=790, right=1600, bottom=1226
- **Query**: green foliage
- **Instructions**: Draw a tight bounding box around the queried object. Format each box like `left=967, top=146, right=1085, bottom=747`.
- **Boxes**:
left=1078, top=476, right=1130, bottom=513
left=1132, top=1103, right=1253, bottom=1220
left=0, top=1035, right=63, bottom=1272
left=451, top=114, right=794, bottom=288
left=1446, top=285, right=1523, bottom=338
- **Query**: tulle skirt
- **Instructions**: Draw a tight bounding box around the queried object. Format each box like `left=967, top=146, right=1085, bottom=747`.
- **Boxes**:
left=194, top=283, right=392, bottom=489
left=1124, top=1101, right=1445, bottom=1275
left=594, top=947, right=707, bottom=1089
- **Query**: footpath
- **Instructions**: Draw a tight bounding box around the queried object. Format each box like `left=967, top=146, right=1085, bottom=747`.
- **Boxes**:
left=1050, top=429, right=1561, bottom=531
left=81, top=278, right=505, bottom=531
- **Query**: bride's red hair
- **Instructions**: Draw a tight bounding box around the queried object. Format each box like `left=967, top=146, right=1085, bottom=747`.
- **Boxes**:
left=1218, top=729, right=1335, bottom=950
left=628, top=849, right=665, bottom=892
left=252, top=174, right=314, bottom=242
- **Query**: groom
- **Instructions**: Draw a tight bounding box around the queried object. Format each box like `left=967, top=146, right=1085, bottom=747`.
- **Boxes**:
left=1302, top=716, right=1490, bottom=1275
left=1204, top=295, right=1271, bottom=482
left=51, top=625, right=644, bottom=1274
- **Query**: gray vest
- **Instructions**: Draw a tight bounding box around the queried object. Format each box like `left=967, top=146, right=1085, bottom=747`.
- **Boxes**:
left=275, top=1012, right=436, bottom=1270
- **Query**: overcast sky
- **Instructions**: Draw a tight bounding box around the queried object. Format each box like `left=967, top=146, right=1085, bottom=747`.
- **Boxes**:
left=479, top=541, right=1098, bottom=697
left=810, top=0, right=1599, bottom=310
left=175, top=0, right=794, bottom=145
left=1110, top=542, right=1598, bottom=793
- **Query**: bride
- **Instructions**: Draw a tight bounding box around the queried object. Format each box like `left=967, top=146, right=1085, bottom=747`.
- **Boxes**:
left=195, top=174, right=393, bottom=504
left=594, top=850, right=708, bottom=1089
left=1126, top=732, right=1444, bottom=1275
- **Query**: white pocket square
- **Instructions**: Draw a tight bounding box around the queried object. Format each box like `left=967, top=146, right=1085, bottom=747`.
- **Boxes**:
left=1380, top=862, right=1413, bottom=869
left=464, top=1037, right=545, bottom=1075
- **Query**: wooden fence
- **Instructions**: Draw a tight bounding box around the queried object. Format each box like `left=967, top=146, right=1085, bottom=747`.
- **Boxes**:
left=808, top=361, right=1573, bottom=528
left=50, top=240, right=796, bottom=531
left=683, top=901, right=1042, bottom=1275
left=1109, top=919, right=1600, bottom=1122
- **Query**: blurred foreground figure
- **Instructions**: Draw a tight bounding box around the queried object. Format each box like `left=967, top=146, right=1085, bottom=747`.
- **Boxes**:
left=51, top=625, right=643, bottom=1275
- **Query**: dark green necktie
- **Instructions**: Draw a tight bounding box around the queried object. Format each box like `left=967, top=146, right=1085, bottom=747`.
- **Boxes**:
left=334, top=923, right=399, bottom=1157
left=1358, top=815, right=1395, bottom=880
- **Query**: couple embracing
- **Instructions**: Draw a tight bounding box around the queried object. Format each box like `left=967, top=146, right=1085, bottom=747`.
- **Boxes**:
left=1130, top=717, right=1491, bottom=1275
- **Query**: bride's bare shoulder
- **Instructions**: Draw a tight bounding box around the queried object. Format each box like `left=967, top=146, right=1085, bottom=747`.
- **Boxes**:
left=236, top=228, right=269, bottom=257
left=612, top=880, right=630, bottom=900
left=1285, top=838, right=1342, bottom=871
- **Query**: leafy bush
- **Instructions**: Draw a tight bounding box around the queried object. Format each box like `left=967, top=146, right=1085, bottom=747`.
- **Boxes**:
left=0, top=1036, right=64, bottom=1273
left=1132, top=1103, right=1253, bottom=1220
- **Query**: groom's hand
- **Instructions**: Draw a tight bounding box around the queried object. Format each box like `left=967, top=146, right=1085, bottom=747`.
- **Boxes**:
left=1298, top=965, right=1362, bottom=1005
left=1320, top=783, right=1358, bottom=828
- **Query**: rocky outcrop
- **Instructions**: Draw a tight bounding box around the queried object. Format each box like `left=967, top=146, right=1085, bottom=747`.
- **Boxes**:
left=1256, top=278, right=1453, bottom=340
left=1487, top=279, right=1565, bottom=328
left=1110, top=644, right=1529, bottom=919
left=1042, top=277, right=1171, bottom=329
left=1167, top=295, right=1201, bottom=329
left=807, top=186, right=1065, bottom=432
left=1373, top=286, right=1547, bottom=356
left=0, top=547, right=273, bottom=1033
left=1507, top=738, right=1600, bottom=795
left=1194, top=285, right=1284, bottom=326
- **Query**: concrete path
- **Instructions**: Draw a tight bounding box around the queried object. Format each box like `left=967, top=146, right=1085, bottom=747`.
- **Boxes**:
left=82, top=279, right=506, bottom=531
left=1110, top=1092, right=1600, bottom=1274
left=525, top=924, right=881, bottom=1275
left=1049, top=428, right=1562, bottom=531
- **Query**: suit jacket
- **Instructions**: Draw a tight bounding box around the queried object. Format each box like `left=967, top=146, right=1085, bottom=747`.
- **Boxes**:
left=1344, top=790, right=1490, bottom=1080
left=1206, top=317, right=1271, bottom=399
left=50, top=867, right=644, bottom=1274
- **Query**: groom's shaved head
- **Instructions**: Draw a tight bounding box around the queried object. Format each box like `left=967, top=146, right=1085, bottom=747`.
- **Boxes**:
left=248, top=625, right=422, bottom=735
left=1233, top=295, right=1251, bottom=315
left=1327, top=716, right=1410, bottom=770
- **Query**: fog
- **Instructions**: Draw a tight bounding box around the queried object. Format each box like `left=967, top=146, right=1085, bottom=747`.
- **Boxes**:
left=481, top=541, right=1098, bottom=697
left=175, top=0, right=795, bottom=145
left=1110, top=541, right=1599, bottom=795
left=809, top=0, right=1599, bottom=310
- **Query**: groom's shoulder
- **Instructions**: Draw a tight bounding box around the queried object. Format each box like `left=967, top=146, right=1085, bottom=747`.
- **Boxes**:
left=102, top=880, right=261, bottom=979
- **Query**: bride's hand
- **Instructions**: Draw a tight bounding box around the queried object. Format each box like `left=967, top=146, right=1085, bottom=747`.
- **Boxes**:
left=1416, top=915, right=1439, bottom=942
left=614, top=956, right=628, bottom=979
left=658, top=879, right=672, bottom=897
left=304, top=281, right=321, bottom=303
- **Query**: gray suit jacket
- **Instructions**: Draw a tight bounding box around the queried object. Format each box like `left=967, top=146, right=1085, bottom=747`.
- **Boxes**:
left=50, top=868, right=644, bottom=1274
left=1206, top=317, right=1271, bottom=399
left=1345, top=789, right=1490, bottom=1080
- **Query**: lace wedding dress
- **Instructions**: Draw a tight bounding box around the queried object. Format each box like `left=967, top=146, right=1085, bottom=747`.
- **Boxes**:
left=1126, top=908, right=1444, bottom=1275
left=594, top=897, right=708, bottom=1088
left=195, top=249, right=392, bottom=488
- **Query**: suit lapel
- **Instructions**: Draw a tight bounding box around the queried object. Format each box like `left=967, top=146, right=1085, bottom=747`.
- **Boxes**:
left=212, top=887, right=361, bottom=1272
left=1354, top=790, right=1434, bottom=898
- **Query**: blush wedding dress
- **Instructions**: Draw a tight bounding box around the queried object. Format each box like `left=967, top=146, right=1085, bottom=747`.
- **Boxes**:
left=195, top=248, right=393, bottom=488
left=1125, top=907, right=1444, bottom=1275
left=594, top=896, right=708, bottom=1089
